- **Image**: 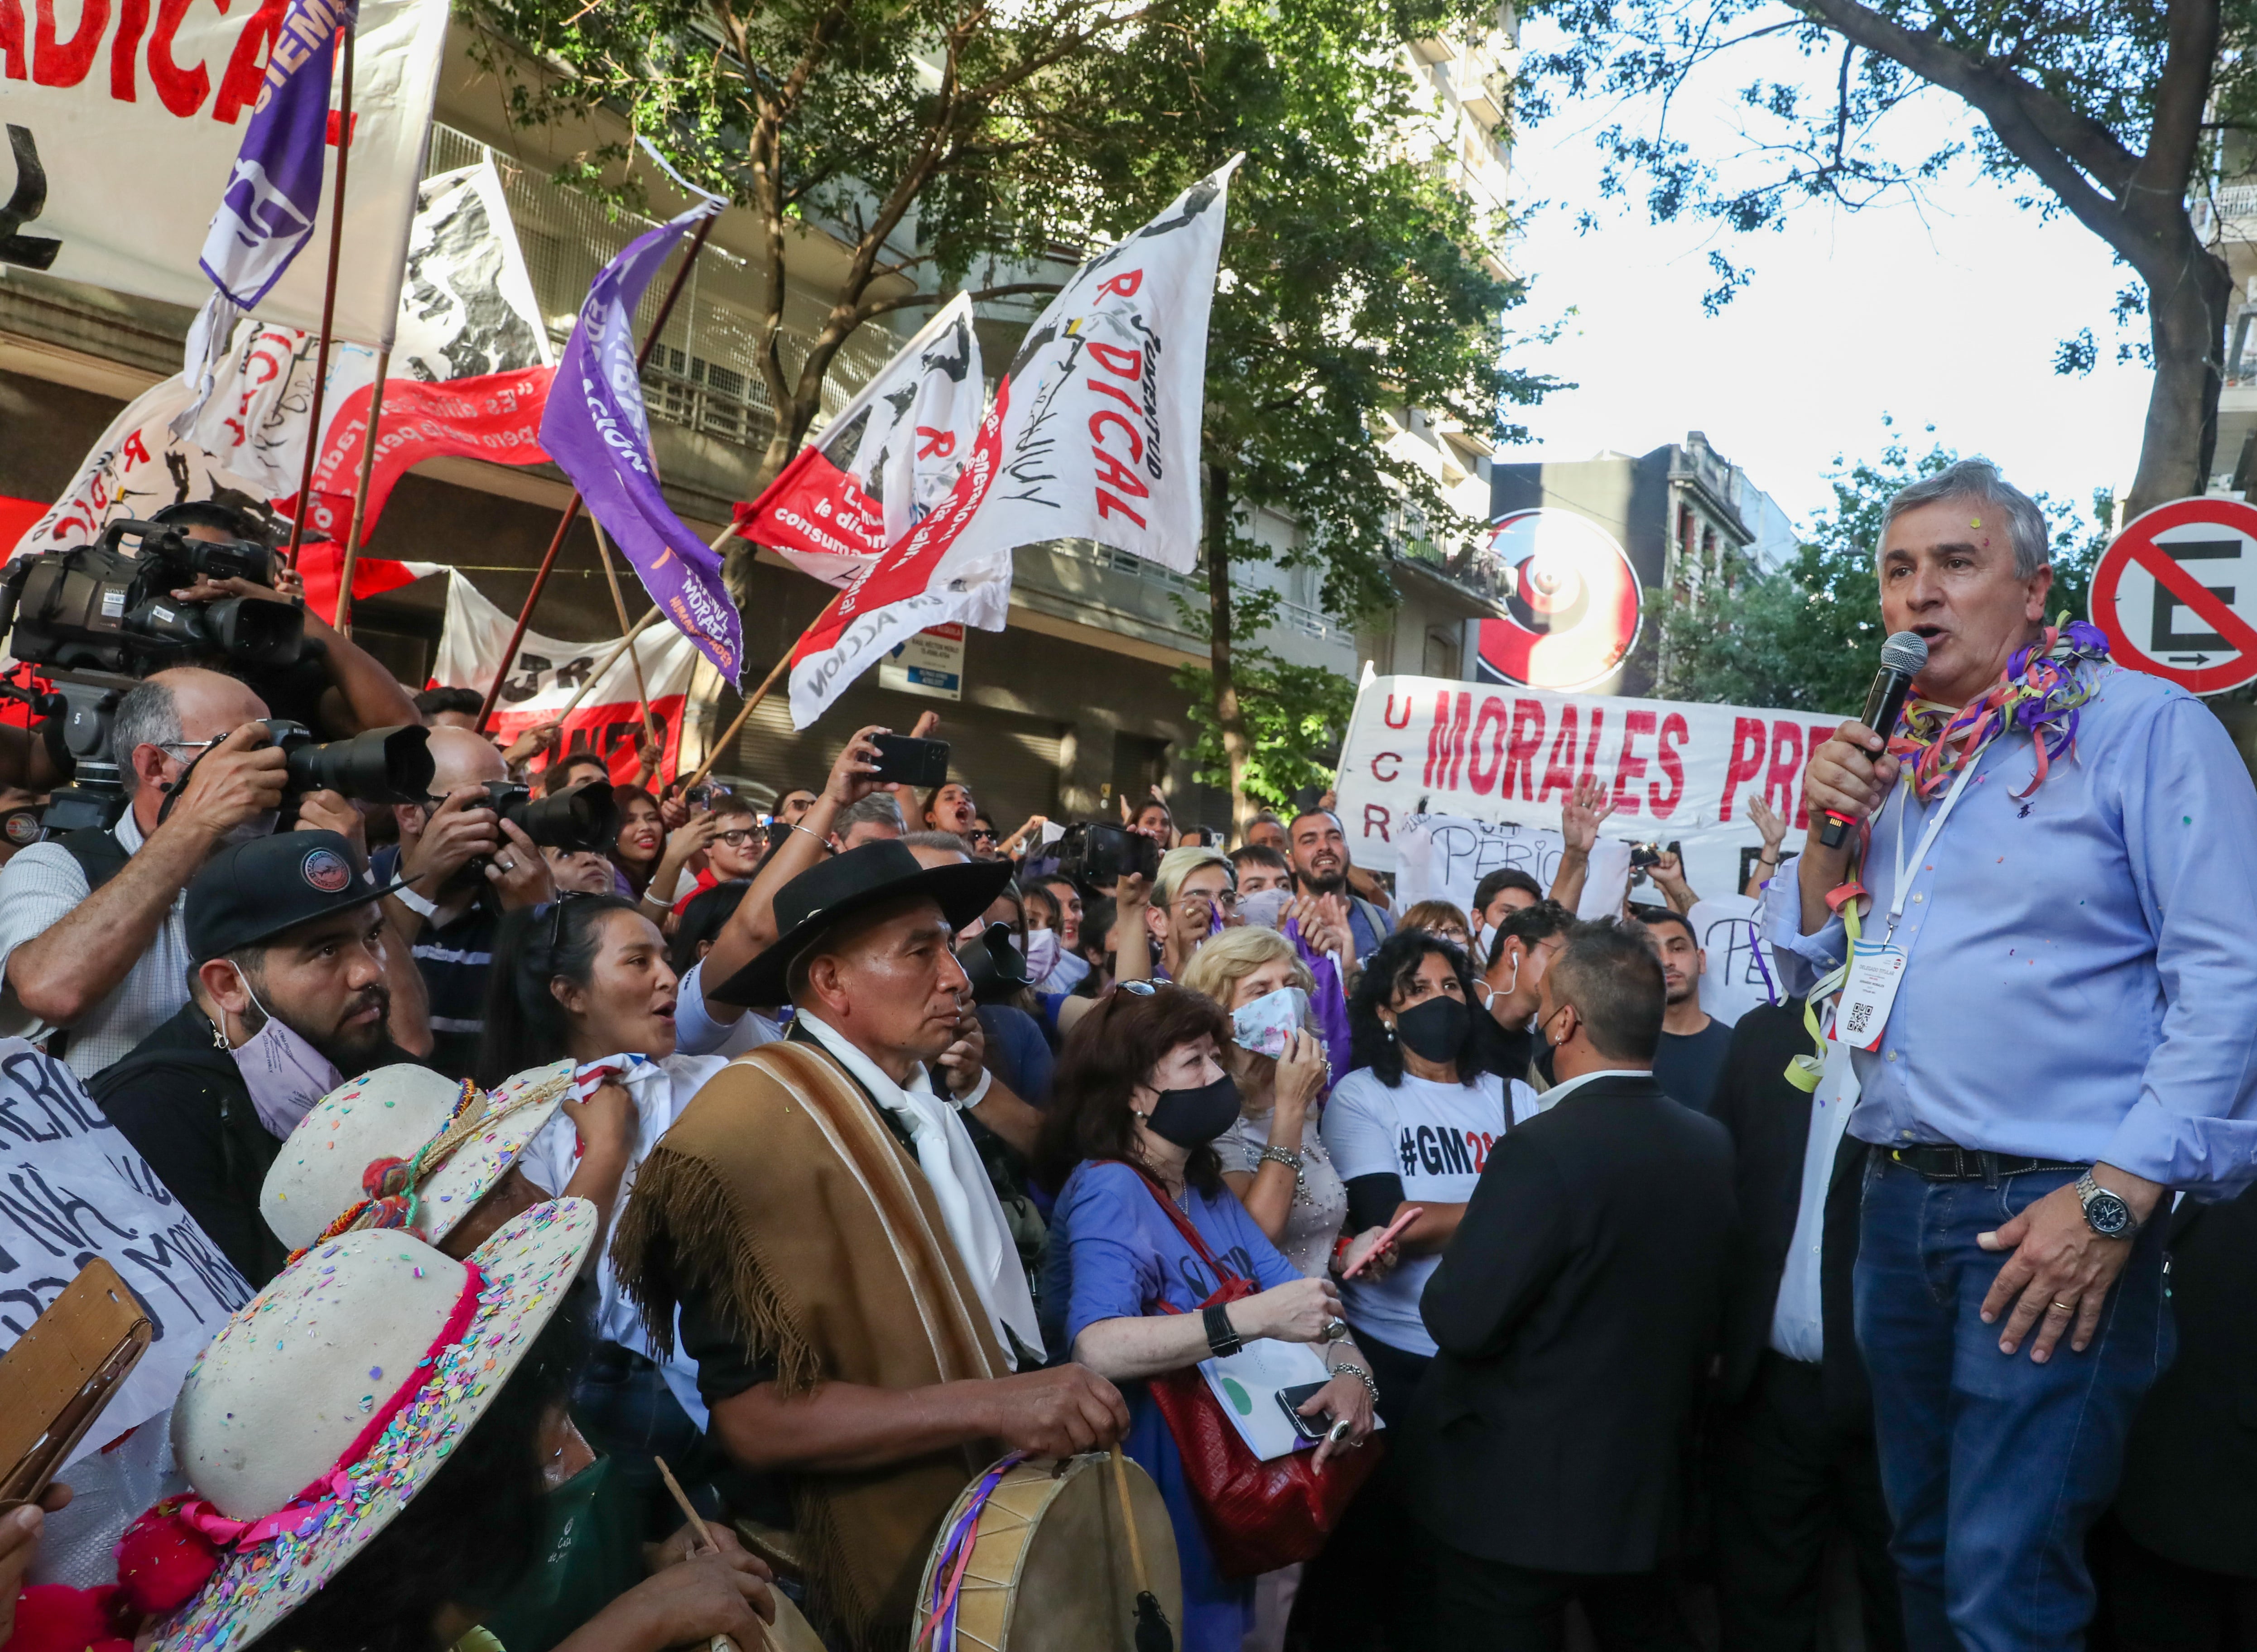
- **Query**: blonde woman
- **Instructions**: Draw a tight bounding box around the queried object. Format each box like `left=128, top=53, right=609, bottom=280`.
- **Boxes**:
left=1179, top=926, right=1356, bottom=1280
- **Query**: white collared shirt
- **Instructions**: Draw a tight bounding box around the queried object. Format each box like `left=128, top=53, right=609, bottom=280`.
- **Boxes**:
left=797, top=1013, right=1042, bottom=1365
left=0, top=807, right=195, bottom=1077
left=1539, top=1066, right=1655, bottom=1108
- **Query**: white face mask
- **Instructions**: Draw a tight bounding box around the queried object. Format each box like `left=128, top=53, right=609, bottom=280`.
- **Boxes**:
left=1231, top=985, right=1310, bottom=1059
left=226, top=972, right=344, bottom=1140
left=1024, top=927, right=1061, bottom=983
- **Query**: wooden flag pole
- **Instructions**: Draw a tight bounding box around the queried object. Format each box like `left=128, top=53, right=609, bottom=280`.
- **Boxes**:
left=474, top=211, right=718, bottom=733
left=590, top=520, right=661, bottom=757
left=683, top=644, right=791, bottom=791
left=331, top=347, right=389, bottom=634
left=282, top=21, right=357, bottom=572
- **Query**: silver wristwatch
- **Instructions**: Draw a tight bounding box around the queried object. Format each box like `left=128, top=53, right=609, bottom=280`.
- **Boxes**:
left=2074, top=1172, right=2138, bottom=1239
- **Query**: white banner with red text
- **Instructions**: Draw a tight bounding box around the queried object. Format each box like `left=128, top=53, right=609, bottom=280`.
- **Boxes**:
left=433, top=571, right=699, bottom=785
left=0, top=0, right=451, bottom=347
left=1336, top=671, right=1842, bottom=909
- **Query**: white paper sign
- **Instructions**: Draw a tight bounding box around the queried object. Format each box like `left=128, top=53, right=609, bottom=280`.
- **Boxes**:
left=0, top=1040, right=251, bottom=1463
left=1687, top=894, right=1781, bottom=1029
left=1198, top=1337, right=1345, bottom=1462
left=1394, top=813, right=1630, bottom=923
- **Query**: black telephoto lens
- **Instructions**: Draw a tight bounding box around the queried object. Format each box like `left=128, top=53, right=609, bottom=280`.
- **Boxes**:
left=282, top=724, right=435, bottom=803
left=199, top=595, right=305, bottom=669
left=488, top=779, right=619, bottom=853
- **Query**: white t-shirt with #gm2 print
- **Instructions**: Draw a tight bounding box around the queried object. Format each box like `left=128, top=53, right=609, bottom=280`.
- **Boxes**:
left=1320, top=1066, right=1540, bottom=1357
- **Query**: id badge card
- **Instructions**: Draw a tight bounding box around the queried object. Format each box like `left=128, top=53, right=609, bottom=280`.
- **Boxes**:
left=1831, top=939, right=1907, bottom=1052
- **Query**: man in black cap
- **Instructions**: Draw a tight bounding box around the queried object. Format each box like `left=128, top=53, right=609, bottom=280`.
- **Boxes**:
left=94, top=829, right=429, bottom=1285
left=614, top=840, right=1127, bottom=1652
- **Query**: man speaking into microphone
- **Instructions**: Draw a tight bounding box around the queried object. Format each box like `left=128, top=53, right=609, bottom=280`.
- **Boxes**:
left=1762, top=458, right=2257, bottom=1652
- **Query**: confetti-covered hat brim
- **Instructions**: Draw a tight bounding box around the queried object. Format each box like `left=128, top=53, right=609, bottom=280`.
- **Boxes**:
left=151, top=1198, right=596, bottom=1652
left=413, top=1085, right=567, bottom=1246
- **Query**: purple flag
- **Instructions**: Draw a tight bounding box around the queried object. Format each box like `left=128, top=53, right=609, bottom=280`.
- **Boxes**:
left=541, top=185, right=743, bottom=686
left=197, top=0, right=356, bottom=308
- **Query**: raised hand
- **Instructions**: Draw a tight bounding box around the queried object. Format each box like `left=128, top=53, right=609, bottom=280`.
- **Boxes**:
left=1561, top=775, right=1617, bottom=855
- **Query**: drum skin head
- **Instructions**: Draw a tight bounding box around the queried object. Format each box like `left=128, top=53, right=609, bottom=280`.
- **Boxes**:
left=913, top=1452, right=1184, bottom=1651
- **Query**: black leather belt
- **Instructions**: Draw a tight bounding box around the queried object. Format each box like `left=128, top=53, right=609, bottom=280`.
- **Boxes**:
left=1886, top=1143, right=2084, bottom=1182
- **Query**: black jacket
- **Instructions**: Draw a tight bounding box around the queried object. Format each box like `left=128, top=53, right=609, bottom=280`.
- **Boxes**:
left=2110, top=1186, right=2257, bottom=1579
left=93, top=1003, right=419, bottom=1288
left=1404, top=1071, right=1736, bottom=1573
left=1705, top=999, right=1872, bottom=1427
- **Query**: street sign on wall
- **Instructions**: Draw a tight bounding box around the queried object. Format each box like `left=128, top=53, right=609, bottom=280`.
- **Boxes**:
left=2089, top=497, right=2257, bottom=696
left=880, top=623, right=966, bottom=701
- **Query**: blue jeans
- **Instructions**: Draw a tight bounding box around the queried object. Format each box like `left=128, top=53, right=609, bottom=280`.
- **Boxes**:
left=1854, top=1154, right=2173, bottom=1652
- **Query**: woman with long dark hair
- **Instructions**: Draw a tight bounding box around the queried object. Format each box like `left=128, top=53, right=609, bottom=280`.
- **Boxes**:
left=1035, top=985, right=1376, bottom=1652
left=478, top=894, right=771, bottom=1488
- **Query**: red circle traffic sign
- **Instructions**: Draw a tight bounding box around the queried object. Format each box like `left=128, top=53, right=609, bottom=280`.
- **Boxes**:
left=2089, top=496, right=2257, bottom=695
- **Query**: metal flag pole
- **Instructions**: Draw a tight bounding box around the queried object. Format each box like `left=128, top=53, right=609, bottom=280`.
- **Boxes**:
left=331, top=347, right=389, bottom=633
left=282, top=20, right=357, bottom=571
left=473, top=212, right=718, bottom=732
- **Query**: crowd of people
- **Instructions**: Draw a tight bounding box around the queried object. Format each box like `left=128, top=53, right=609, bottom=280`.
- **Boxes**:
left=0, top=460, right=2248, bottom=1652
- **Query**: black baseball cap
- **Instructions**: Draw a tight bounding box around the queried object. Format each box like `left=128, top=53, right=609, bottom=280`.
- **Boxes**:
left=186, top=831, right=401, bottom=962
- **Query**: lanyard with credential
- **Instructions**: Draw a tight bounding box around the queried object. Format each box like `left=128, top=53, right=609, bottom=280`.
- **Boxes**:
left=1880, top=747, right=1986, bottom=944
left=1788, top=742, right=1987, bottom=1087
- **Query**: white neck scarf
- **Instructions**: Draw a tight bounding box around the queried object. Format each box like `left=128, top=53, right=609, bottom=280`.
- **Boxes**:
left=797, top=1014, right=1044, bottom=1365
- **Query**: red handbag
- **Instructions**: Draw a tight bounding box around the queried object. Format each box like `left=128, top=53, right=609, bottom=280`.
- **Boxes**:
left=1107, top=1162, right=1382, bottom=1579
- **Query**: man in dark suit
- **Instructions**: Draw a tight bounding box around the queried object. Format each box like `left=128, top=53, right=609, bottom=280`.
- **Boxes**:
left=1406, top=920, right=1736, bottom=1652
left=2090, top=1183, right=2257, bottom=1649
left=1706, top=999, right=1902, bottom=1652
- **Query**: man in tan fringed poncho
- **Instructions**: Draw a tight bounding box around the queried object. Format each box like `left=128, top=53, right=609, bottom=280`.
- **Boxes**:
left=614, top=840, right=1128, bottom=1651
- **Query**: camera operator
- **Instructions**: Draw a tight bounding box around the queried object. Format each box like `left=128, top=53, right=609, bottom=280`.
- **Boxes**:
left=0, top=667, right=288, bottom=1076
left=151, top=502, right=419, bottom=739
left=92, top=828, right=429, bottom=1286
left=373, top=725, right=554, bottom=1080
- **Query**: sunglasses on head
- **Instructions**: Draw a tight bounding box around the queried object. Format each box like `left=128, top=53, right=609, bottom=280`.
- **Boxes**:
left=542, top=889, right=598, bottom=956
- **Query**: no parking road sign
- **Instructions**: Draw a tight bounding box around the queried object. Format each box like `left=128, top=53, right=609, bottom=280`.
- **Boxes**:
left=2090, top=497, right=2257, bottom=695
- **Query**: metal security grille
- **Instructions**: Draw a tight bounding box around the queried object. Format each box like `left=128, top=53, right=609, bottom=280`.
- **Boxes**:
left=423, top=124, right=899, bottom=448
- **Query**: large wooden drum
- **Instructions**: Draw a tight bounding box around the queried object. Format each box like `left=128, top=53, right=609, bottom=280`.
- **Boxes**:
left=910, top=1452, right=1182, bottom=1652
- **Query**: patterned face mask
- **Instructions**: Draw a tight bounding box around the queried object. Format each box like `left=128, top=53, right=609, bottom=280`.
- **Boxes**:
left=1231, top=985, right=1310, bottom=1059
left=1023, top=926, right=1061, bottom=983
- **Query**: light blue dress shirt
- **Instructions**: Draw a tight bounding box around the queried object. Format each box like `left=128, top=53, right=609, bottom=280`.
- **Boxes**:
left=1762, top=664, right=2257, bottom=1198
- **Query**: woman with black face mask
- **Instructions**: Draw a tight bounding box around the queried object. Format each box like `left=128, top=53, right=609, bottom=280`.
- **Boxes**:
left=1033, top=985, right=1378, bottom=1652
left=1292, top=928, right=1542, bottom=1650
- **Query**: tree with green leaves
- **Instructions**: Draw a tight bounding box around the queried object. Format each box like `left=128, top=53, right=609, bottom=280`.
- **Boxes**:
left=1111, top=0, right=1548, bottom=827
left=1520, top=0, right=2256, bottom=514
left=1639, top=420, right=2111, bottom=711
left=468, top=0, right=1181, bottom=598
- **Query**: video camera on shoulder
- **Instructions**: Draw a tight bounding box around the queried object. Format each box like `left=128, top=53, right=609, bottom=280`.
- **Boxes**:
left=1055, top=821, right=1160, bottom=888
left=0, top=519, right=305, bottom=678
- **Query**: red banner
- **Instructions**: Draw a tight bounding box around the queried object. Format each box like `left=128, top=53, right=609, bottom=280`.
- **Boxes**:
left=734, top=444, right=886, bottom=565
left=282, top=367, right=552, bottom=546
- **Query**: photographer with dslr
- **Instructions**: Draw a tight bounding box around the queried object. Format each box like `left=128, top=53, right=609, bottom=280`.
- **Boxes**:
left=375, top=726, right=556, bottom=1080
left=152, top=502, right=420, bottom=739
left=0, top=668, right=289, bottom=1076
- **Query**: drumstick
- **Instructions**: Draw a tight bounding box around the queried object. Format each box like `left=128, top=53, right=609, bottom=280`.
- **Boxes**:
left=1107, top=1446, right=1174, bottom=1652
left=655, top=1456, right=757, bottom=1652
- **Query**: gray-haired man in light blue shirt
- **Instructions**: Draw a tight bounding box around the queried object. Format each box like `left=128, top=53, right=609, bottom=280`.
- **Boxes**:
left=1763, top=458, right=2257, bottom=1652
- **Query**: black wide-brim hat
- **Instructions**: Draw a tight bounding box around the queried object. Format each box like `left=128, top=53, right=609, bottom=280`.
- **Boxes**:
left=710, top=838, right=1013, bottom=1008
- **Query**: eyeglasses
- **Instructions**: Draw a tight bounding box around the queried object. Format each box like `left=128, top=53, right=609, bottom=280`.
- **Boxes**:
left=157, top=737, right=224, bottom=759
left=969, top=829, right=998, bottom=845
left=717, top=828, right=760, bottom=846
left=1176, top=889, right=1238, bottom=912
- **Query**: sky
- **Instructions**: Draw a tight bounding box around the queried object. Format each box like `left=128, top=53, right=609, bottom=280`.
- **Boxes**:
left=1492, top=22, right=2158, bottom=538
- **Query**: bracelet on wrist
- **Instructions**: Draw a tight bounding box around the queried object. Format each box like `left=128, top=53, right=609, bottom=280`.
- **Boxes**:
left=1327, top=1359, right=1378, bottom=1405
left=1203, top=1303, right=1243, bottom=1360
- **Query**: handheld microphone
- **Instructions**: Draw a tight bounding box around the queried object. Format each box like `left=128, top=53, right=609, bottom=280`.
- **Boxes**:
left=1818, top=630, right=1929, bottom=850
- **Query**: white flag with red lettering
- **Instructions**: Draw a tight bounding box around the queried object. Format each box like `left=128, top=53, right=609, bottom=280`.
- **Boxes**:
left=733, top=293, right=982, bottom=590
left=784, top=158, right=1238, bottom=727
